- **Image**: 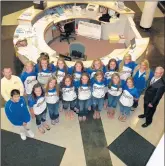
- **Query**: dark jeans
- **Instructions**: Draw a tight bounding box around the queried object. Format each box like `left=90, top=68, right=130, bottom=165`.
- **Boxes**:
left=78, top=99, right=91, bottom=117
left=92, top=97, right=104, bottom=112
left=47, top=102, right=59, bottom=120
left=144, top=102, right=157, bottom=124
left=132, top=100, right=139, bottom=108
left=132, top=89, right=144, bottom=108
left=35, top=109, right=47, bottom=127
left=62, top=100, right=77, bottom=111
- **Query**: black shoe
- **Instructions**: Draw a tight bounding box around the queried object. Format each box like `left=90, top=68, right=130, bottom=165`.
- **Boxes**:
left=142, top=123, right=151, bottom=128
left=138, top=114, right=145, bottom=118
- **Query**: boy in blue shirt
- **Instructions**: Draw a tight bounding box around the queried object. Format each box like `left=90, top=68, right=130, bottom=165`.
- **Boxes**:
left=5, top=89, right=34, bottom=140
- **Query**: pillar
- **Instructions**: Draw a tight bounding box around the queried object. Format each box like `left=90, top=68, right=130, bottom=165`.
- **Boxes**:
left=140, top=1, right=158, bottom=30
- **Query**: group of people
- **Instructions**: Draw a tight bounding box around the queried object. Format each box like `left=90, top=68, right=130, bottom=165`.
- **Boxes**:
left=1, top=52, right=165, bottom=140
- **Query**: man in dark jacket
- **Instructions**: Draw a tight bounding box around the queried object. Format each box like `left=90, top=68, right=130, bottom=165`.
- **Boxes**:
left=138, top=66, right=165, bottom=128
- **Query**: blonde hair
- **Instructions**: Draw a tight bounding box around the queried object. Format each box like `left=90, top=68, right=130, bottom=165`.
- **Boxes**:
left=56, top=58, right=68, bottom=73
left=91, top=59, right=103, bottom=70
left=119, top=54, right=132, bottom=72
left=133, top=59, right=150, bottom=80
left=45, top=76, right=59, bottom=96
left=25, top=61, right=34, bottom=67
left=24, top=61, right=34, bottom=72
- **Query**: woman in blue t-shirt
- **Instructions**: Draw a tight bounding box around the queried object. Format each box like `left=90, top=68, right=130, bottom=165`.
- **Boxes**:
left=28, top=83, right=50, bottom=134
left=132, top=59, right=154, bottom=109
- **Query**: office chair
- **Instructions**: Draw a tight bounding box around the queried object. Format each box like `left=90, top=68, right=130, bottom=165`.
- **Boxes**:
left=69, top=42, right=87, bottom=61
left=57, top=23, right=76, bottom=44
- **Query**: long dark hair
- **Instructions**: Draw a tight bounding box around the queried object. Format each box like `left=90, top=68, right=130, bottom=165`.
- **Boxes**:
left=73, top=61, right=84, bottom=73
left=31, top=83, right=45, bottom=101
left=107, top=58, right=118, bottom=71
left=37, top=52, right=49, bottom=64
left=39, top=57, right=52, bottom=72
left=80, top=72, right=90, bottom=87
left=61, top=74, right=73, bottom=88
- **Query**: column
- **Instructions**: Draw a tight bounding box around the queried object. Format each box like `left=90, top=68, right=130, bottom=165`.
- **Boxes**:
left=140, top=1, right=158, bottom=30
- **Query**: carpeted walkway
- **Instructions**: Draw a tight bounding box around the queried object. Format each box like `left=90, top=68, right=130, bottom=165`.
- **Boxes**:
left=49, top=35, right=125, bottom=60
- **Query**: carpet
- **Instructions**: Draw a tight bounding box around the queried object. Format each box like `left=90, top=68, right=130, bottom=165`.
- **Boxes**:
left=2, top=129, right=66, bottom=166
left=108, top=127, right=155, bottom=166
left=49, top=35, right=125, bottom=60
left=79, top=110, right=112, bottom=166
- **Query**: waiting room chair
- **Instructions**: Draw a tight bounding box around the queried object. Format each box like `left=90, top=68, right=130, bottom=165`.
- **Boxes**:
left=69, top=42, right=87, bottom=61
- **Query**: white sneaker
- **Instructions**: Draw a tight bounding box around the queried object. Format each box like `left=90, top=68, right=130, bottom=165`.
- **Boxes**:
left=27, top=130, right=34, bottom=138
left=20, top=132, right=26, bottom=140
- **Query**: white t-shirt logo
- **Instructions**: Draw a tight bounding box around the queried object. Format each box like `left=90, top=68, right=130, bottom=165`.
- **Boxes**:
left=78, top=86, right=91, bottom=100
left=45, top=92, right=59, bottom=104
left=62, top=87, right=77, bottom=101
left=120, top=66, right=132, bottom=80
left=57, top=70, right=65, bottom=84
left=108, top=86, right=122, bottom=96
left=90, top=72, right=96, bottom=79
left=105, top=71, right=116, bottom=80
left=24, top=76, right=38, bottom=94
left=33, top=97, right=47, bottom=115
left=92, top=83, right=106, bottom=98
left=73, top=73, right=81, bottom=81
left=119, top=90, right=133, bottom=107
left=38, top=72, right=52, bottom=85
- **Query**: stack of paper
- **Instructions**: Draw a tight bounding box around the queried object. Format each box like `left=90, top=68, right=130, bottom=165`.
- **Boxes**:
left=18, top=45, right=40, bottom=63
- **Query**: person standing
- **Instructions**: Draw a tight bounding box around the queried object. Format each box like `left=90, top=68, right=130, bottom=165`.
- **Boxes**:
left=138, top=66, right=165, bottom=127
left=1, top=68, right=24, bottom=102
left=5, top=89, right=34, bottom=140
left=132, top=59, right=154, bottom=110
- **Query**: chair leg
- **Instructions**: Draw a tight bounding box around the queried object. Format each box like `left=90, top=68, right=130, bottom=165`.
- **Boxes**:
left=67, top=38, right=70, bottom=44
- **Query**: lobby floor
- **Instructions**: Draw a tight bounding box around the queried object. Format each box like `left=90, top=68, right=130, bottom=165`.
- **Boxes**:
left=1, top=1, right=165, bottom=166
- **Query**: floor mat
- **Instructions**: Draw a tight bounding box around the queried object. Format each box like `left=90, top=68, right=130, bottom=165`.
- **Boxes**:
left=2, top=129, right=66, bottom=166
left=108, top=127, right=155, bottom=166
left=79, top=110, right=113, bottom=166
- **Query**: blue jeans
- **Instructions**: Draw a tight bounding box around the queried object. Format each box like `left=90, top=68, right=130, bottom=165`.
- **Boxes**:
left=92, top=97, right=104, bottom=112
left=108, top=94, right=120, bottom=108
left=62, top=100, right=77, bottom=111
left=47, top=102, right=59, bottom=120
left=35, top=109, right=47, bottom=127
left=119, top=102, right=131, bottom=116
left=78, top=99, right=91, bottom=117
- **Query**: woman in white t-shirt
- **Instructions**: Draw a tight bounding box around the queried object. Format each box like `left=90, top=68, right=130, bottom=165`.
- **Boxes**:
left=45, top=77, right=59, bottom=125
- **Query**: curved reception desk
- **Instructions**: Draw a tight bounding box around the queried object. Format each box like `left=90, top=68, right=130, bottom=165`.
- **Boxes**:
left=13, top=1, right=149, bottom=67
